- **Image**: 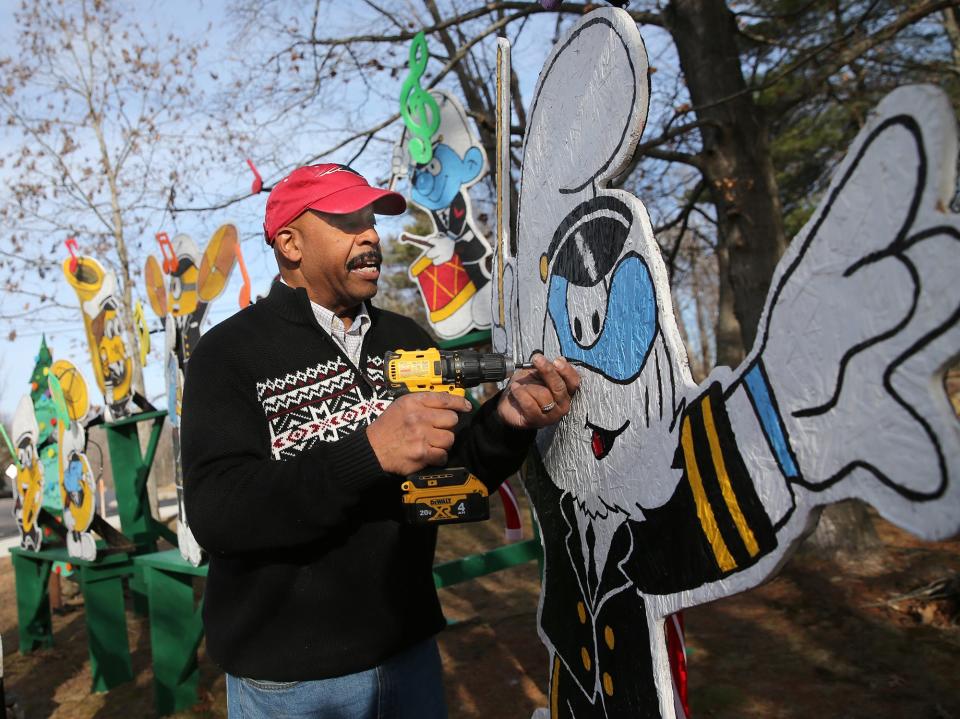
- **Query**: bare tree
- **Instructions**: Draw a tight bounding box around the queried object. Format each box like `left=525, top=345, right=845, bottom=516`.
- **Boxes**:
left=0, top=0, right=218, bottom=396
left=216, top=0, right=957, bottom=369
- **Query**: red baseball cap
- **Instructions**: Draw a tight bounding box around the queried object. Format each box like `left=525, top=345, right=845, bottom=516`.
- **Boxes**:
left=263, top=164, right=406, bottom=244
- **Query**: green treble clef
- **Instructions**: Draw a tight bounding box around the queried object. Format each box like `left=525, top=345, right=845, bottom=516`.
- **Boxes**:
left=399, top=31, right=441, bottom=165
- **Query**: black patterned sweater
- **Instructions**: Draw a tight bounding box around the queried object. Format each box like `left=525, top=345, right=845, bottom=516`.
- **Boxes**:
left=181, top=281, right=534, bottom=681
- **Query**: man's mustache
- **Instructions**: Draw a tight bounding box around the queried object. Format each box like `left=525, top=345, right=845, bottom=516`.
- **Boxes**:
left=346, top=250, right=382, bottom=271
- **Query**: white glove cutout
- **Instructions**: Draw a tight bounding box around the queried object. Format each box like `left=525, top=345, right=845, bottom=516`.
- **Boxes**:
left=750, top=86, right=960, bottom=538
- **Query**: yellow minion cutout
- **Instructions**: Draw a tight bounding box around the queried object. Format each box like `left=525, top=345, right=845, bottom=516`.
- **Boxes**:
left=144, top=225, right=242, bottom=366
left=142, top=225, right=242, bottom=568
left=62, top=255, right=134, bottom=420
left=169, top=234, right=201, bottom=317
left=11, top=395, right=44, bottom=551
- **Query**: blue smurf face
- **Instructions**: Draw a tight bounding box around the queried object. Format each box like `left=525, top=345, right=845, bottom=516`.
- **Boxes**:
left=545, top=197, right=658, bottom=383
left=412, top=144, right=484, bottom=210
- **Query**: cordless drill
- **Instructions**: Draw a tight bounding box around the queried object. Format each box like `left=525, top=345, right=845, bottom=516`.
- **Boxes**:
left=383, top=348, right=531, bottom=526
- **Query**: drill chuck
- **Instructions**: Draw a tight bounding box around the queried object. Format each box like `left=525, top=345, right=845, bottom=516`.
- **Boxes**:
left=439, top=350, right=515, bottom=389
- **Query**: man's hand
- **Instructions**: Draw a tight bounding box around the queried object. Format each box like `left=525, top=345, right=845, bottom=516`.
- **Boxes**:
left=367, top=392, right=473, bottom=476
left=498, top=354, right=580, bottom=429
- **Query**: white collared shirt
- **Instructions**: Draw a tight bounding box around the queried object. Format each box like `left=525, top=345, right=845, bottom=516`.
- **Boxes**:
left=281, top=279, right=371, bottom=366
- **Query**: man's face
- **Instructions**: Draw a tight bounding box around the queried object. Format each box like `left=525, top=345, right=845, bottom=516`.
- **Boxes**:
left=292, top=206, right=383, bottom=314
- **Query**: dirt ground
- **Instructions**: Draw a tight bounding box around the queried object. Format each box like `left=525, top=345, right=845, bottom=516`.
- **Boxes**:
left=1, top=495, right=958, bottom=719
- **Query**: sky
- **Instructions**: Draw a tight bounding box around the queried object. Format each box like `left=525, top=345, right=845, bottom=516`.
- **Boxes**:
left=0, top=0, right=246, bottom=416
left=0, top=1, right=677, bottom=420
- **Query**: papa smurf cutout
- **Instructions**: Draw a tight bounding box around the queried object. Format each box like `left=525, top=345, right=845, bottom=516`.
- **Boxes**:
left=492, top=8, right=960, bottom=718
left=393, top=89, right=495, bottom=339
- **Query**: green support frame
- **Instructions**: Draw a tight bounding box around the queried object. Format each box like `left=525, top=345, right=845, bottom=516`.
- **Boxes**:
left=7, top=409, right=167, bottom=694
left=10, top=547, right=53, bottom=653
left=102, top=409, right=169, bottom=615
left=134, top=550, right=206, bottom=716
left=11, top=546, right=136, bottom=691
left=433, top=536, right=542, bottom=587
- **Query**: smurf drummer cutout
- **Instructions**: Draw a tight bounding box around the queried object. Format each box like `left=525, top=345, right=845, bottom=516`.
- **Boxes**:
left=492, top=8, right=960, bottom=718
left=393, top=89, right=495, bottom=339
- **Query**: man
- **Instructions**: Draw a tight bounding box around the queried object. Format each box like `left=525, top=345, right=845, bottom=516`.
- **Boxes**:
left=181, top=163, right=579, bottom=718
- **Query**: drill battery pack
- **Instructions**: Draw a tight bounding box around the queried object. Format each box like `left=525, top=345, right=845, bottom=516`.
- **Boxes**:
left=401, top=467, right=490, bottom=525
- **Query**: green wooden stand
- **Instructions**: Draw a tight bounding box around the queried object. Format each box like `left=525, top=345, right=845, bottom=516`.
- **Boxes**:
left=432, top=535, right=542, bottom=588
left=10, top=546, right=54, bottom=653
left=10, top=546, right=136, bottom=691
left=134, top=550, right=206, bottom=716
left=7, top=409, right=167, bottom=694
left=102, top=409, right=172, bottom=614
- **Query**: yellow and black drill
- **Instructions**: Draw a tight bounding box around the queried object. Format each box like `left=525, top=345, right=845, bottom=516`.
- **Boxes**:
left=383, top=348, right=531, bottom=526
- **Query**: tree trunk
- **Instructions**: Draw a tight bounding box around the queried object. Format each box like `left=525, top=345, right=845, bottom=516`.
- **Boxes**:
left=665, top=0, right=788, bottom=356
left=714, top=240, right=744, bottom=368
left=798, top=500, right=882, bottom=558
left=690, top=244, right=716, bottom=375
left=942, top=7, right=960, bottom=72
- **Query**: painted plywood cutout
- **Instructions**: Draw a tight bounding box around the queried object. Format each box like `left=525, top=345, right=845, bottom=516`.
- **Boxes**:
left=492, top=9, right=960, bottom=718
left=62, top=255, right=135, bottom=421
left=394, top=89, right=495, bottom=339
left=49, top=365, right=97, bottom=561
left=28, top=337, right=65, bottom=512
left=10, top=395, right=44, bottom=551
left=145, top=223, right=245, bottom=565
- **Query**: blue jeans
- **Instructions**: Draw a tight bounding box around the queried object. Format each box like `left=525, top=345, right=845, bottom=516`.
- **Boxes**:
left=225, top=637, right=448, bottom=719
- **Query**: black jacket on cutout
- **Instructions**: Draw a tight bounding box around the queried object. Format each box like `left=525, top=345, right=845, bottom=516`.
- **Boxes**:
left=181, top=281, right=534, bottom=681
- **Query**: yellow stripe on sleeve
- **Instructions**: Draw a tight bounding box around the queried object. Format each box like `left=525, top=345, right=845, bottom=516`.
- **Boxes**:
left=701, top=398, right=761, bottom=557
left=681, top=417, right=737, bottom=572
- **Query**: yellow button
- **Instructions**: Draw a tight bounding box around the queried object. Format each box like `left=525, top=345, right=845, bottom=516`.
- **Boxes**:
left=604, top=625, right=615, bottom=650
left=603, top=672, right=614, bottom=696
left=577, top=601, right=587, bottom=624
left=580, top=647, right=591, bottom=672
left=539, top=254, right=549, bottom=282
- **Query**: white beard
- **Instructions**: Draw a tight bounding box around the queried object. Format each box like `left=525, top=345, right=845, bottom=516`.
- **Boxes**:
left=537, top=334, right=686, bottom=522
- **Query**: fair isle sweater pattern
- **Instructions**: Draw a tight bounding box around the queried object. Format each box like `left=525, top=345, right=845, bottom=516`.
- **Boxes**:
left=257, top=354, right=392, bottom=460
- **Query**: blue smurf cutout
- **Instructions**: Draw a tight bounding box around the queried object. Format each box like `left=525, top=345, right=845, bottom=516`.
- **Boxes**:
left=412, top=144, right=484, bottom=211
left=394, top=89, right=495, bottom=339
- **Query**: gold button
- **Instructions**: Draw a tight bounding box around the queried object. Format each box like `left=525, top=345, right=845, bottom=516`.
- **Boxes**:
left=603, top=672, right=614, bottom=696
left=539, top=254, right=549, bottom=282
left=604, top=625, right=615, bottom=650
left=580, top=647, right=591, bottom=672
left=577, top=601, right=587, bottom=624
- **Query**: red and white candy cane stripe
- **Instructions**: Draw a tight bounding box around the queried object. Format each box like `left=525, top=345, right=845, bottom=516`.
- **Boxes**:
left=666, top=611, right=690, bottom=718
left=497, top=480, right=523, bottom=542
